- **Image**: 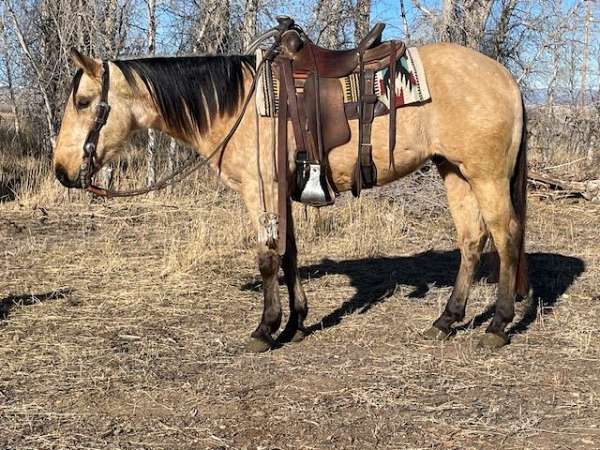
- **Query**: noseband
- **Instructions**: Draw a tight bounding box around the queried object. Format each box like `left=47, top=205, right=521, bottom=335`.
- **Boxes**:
left=80, top=61, right=111, bottom=189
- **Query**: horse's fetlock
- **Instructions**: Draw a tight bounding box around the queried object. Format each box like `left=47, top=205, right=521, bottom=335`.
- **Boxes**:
left=264, top=308, right=282, bottom=331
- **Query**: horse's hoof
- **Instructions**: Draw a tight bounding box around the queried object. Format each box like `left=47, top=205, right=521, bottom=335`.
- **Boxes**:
left=291, top=329, right=307, bottom=343
left=277, top=326, right=307, bottom=344
left=422, top=326, right=452, bottom=341
left=477, top=333, right=509, bottom=350
left=244, top=337, right=273, bottom=353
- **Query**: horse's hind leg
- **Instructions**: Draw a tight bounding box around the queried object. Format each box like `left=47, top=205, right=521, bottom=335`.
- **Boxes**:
left=424, top=161, right=487, bottom=340
left=470, top=178, right=522, bottom=349
left=279, top=200, right=308, bottom=343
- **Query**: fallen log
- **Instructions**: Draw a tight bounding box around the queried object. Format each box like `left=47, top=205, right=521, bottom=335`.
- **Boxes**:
left=528, top=171, right=600, bottom=203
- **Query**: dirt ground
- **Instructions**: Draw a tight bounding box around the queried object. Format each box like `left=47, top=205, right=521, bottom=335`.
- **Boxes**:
left=0, top=175, right=599, bottom=449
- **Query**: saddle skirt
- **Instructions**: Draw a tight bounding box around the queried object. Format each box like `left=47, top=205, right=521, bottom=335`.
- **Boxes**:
left=255, top=47, right=431, bottom=118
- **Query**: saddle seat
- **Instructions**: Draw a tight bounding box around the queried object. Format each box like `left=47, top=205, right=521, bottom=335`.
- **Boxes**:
left=280, top=23, right=395, bottom=78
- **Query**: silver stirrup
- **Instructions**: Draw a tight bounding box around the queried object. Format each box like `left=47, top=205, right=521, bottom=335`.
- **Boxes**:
left=299, top=163, right=334, bottom=207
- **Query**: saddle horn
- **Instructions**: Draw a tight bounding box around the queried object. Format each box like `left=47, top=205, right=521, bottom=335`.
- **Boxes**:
left=244, top=29, right=281, bottom=54
left=244, top=16, right=303, bottom=55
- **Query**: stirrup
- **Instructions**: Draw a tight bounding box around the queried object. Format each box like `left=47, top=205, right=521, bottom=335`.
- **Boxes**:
left=293, top=153, right=334, bottom=207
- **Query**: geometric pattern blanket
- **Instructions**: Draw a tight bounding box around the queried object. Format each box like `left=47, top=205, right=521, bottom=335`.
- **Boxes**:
left=255, top=47, right=431, bottom=117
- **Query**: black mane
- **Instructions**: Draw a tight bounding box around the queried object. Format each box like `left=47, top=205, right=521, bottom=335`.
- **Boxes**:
left=112, top=55, right=255, bottom=136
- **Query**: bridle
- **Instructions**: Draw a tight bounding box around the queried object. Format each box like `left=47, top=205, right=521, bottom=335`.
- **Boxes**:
left=79, top=34, right=283, bottom=198
left=80, top=60, right=110, bottom=190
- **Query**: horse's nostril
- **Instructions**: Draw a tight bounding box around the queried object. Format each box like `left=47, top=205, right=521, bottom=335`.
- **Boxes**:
left=55, top=165, right=81, bottom=188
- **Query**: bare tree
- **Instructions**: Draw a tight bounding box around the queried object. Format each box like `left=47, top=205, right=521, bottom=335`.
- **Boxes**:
left=581, top=0, right=591, bottom=108
left=241, top=0, right=260, bottom=50
left=489, top=0, right=517, bottom=62
left=354, top=0, right=372, bottom=42
left=145, top=0, right=158, bottom=187
left=440, top=0, right=494, bottom=50
left=0, top=11, right=21, bottom=137
left=399, top=0, right=411, bottom=41
left=192, top=0, right=231, bottom=53
left=315, top=0, right=346, bottom=48
left=6, top=0, right=57, bottom=147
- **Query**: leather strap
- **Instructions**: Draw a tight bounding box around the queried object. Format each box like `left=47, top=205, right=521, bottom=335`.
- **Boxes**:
left=308, top=45, right=325, bottom=163
left=352, top=52, right=377, bottom=197
left=281, top=59, right=309, bottom=159
left=81, top=61, right=111, bottom=188
left=277, top=64, right=290, bottom=255
left=388, top=43, right=397, bottom=172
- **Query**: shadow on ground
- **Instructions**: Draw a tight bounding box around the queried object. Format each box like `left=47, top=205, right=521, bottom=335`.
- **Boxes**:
left=0, top=289, right=71, bottom=322
left=242, top=251, right=585, bottom=337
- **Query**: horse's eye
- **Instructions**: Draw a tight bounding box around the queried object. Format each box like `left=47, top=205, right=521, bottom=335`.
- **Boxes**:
left=76, top=99, right=91, bottom=110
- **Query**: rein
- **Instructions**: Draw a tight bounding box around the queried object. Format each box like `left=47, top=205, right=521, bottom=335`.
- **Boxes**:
left=81, top=51, right=274, bottom=198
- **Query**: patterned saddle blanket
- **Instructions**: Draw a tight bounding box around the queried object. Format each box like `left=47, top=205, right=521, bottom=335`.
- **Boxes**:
left=256, top=47, right=431, bottom=117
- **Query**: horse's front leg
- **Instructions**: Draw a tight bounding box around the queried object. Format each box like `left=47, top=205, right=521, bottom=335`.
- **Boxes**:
left=245, top=243, right=282, bottom=353
left=279, top=200, right=308, bottom=343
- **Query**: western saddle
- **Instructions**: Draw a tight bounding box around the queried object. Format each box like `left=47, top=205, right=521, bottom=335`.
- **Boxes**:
left=262, top=17, right=406, bottom=253
left=269, top=17, right=406, bottom=207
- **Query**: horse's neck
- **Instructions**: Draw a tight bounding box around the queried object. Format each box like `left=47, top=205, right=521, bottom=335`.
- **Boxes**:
left=155, top=75, right=256, bottom=189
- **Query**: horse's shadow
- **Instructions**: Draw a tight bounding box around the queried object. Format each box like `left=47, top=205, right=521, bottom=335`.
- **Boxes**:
left=0, top=289, right=71, bottom=323
left=242, top=251, right=585, bottom=337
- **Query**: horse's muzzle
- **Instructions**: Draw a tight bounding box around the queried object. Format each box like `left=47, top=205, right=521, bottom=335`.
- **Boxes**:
left=55, top=164, right=82, bottom=189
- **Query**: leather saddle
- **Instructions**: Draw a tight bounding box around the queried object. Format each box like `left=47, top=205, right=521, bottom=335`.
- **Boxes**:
left=272, top=16, right=406, bottom=202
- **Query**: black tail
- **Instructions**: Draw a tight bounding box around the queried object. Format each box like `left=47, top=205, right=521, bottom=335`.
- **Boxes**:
left=511, top=97, right=528, bottom=297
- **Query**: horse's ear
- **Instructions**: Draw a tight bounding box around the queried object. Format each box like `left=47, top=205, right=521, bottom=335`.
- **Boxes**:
left=70, top=48, right=102, bottom=79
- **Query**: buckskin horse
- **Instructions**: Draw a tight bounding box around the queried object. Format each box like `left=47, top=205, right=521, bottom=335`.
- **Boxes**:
left=53, top=21, right=528, bottom=352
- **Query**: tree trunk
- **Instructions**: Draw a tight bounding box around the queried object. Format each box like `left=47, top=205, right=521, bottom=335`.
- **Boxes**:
left=316, top=0, right=344, bottom=48
left=193, top=0, right=231, bottom=54
left=399, top=0, right=411, bottom=41
left=241, top=0, right=259, bottom=50
left=354, top=0, right=371, bottom=43
left=146, top=0, right=157, bottom=188
left=463, top=0, right=494, bottom=50
left=0, top=14, right=21, bottom=138
left=440, top=0, right=493, bottom=51
left=7, top=1, right=56, bottom=147
left=581, top=0, right=591, bottom=109
left=4, top=54, right=21, bottom=137
left=167, top=138, right=178, bottom=193
left=491, top=0, right=517, bottom=61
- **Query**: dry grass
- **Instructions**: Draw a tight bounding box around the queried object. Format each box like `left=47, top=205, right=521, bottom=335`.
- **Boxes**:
left=1, top=139, right=599, bottom=449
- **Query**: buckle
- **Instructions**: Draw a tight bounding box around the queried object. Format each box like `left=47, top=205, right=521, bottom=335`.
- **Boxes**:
left=84, top=142, right=96, bottom=156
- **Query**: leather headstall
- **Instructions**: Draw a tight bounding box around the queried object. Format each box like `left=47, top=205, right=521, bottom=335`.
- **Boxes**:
left=80, top=60, right=111, bottom=189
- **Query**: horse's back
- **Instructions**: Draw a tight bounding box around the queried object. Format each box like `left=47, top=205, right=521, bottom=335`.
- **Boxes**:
left=418, top=42, right=520, bottom=108
left=415, top=43, right=523, bottom=178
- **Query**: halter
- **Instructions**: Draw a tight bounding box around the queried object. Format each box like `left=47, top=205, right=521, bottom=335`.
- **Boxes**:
left=80, top=61, right=111, bottom=189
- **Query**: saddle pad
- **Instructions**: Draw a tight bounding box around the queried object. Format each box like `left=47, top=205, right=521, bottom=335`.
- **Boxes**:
left=255, top=47, right=430, bottom=117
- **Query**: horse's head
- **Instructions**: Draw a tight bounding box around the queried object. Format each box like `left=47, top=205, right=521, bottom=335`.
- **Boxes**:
left=54, top=51, right=254, bottom=189
left=53, top=49, right=157, bottom=188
